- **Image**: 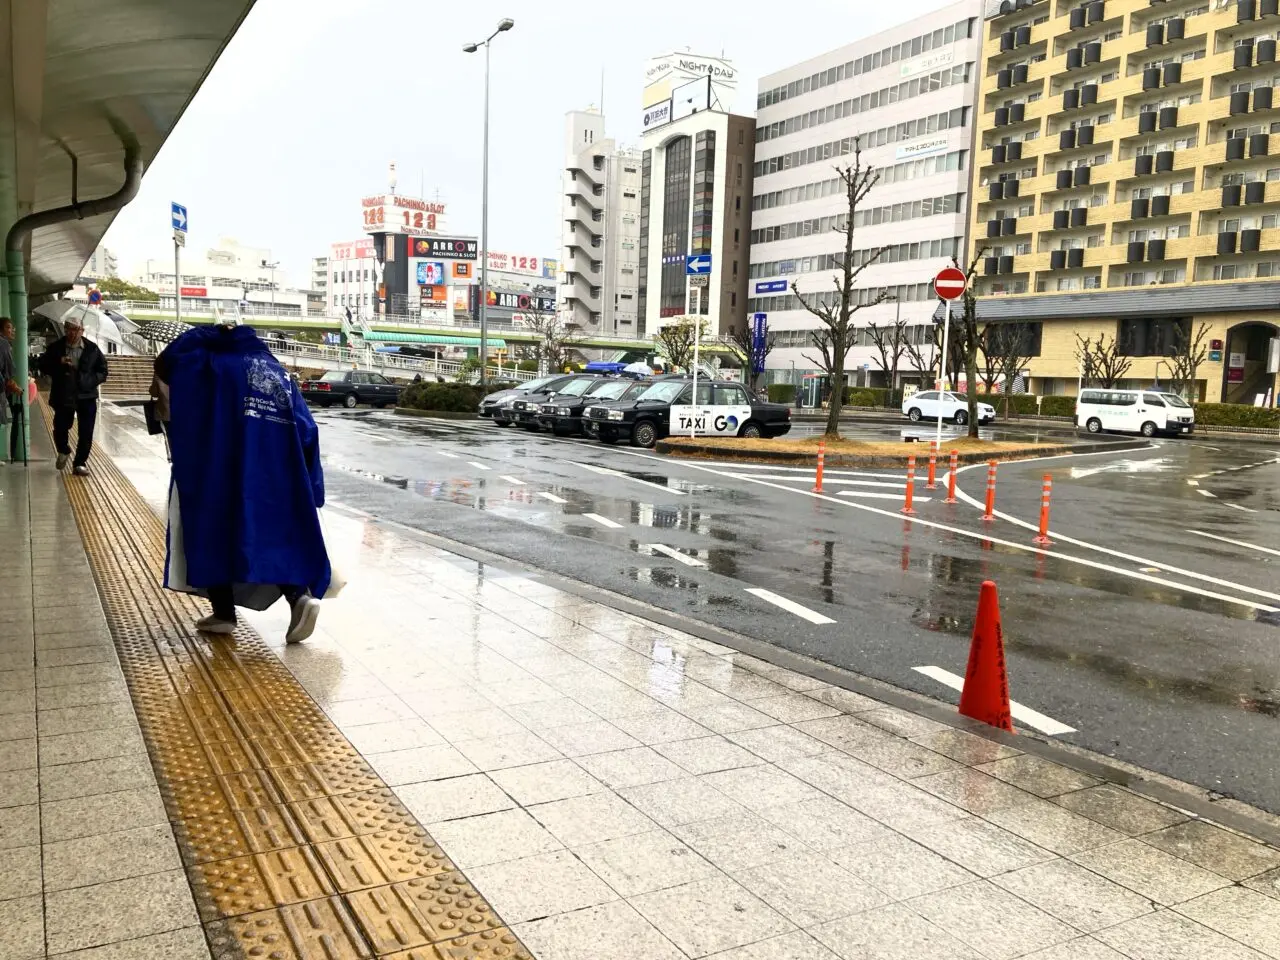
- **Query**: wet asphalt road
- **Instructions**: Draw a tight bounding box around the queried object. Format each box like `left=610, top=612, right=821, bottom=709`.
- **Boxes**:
left=313, top=408, right=1280, bottom=813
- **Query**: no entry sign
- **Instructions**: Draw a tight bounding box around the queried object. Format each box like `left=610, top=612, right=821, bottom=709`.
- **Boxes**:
left=934, top=266, right=967, bottom=301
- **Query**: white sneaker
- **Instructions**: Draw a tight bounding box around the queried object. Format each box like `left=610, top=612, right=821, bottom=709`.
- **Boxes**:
left=195, top=614, right=237, bottom=634
left=286, top=596, right=320, bottom=644
left=55, top=454, right=68, bottom=470
left=73, top=465, right=89, bottom=477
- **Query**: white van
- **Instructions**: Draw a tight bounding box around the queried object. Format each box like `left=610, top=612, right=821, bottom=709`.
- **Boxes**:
left=1076, top=389, right=1195, bottom=437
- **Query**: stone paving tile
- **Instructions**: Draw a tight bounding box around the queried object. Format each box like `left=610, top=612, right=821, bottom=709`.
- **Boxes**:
left=630, top=874, right=795, bottom=958
left=725, top=723, right=832, bottom=764
left=673, top=813, right=808, bottom=873
left=1094, top=909, right=1273, bottom=960
left=994, top=859, right=1156, bottom=932
left=576, top=745, right=686, bottom=789
left=396, top=772, right=515, bottom=823
left=0, top=803, right=39, bottom=851
left=40, top=786, right=168, bottom=843
left=976, top=754, right=1100, bottom=798
left=908, top=879, right=1080, bottom=960
left=466, top=850, right=617, bottom=925
left=901, top=815, right=1057, bottom=878
left=813, top=902, right=984, bottom=960
left=574, top=828, right=722, bottom=897
left=829, top=832, right=979, bottom=902
left=516, top=899, right=686, bottom=960
left=1142, top=820, right=1280, bottom=882
left=488, top=758, right=606, bottom=806
left=47, top=926, right=212, bottom=959
left=1018, top=940, right=1131, bottom=960
left=1055, top=783, right=1189, bottom=835
left=619, top=775, right=748, bottom=828
left=429, top=807, right=563, bottom=869
left=1244, top=867, right=1280, bottom=901
left=530, top=790, right=658, bottom=847
left=704, top=931, right=841, bottom=960
left=0, top=844, right=42, bottom=900
left=43, top=870, right=199, bottom=954
left=982, top=797, right=1125, bottom=857
left=0, top=894, right=44, bottom=960
left=756, top=796, right=894, bottom=854
left=730, top=849, right=891, bottom=927
left=1176, top=886, right=1280, bottom=958
left=654, top=735, right=766, bottom=775
left=42, top=822, right=182, bottom=892
left=1070, top=838, right=1232, bottom=906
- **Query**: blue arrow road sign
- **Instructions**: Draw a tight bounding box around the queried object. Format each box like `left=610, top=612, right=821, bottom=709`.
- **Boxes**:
left=171, top=202, right=188, bottom=232
left=685, top=254, right=712, bottom=275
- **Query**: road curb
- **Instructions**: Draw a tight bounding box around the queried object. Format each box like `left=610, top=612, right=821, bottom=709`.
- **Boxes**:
left=393, top=407, right=479, bottom=420
left=654, top=436, right=1148, bottom=467
left=331, top=502, right=1280, bottom=851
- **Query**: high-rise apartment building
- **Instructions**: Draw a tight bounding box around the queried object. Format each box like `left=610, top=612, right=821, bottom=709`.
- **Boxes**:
left=80, top=244, right=118, bottom=280
left=561, top=109, right=642, bottom=335
left=636, top=53, right=756, bottom=339
left=970, top=0, right=1280, bottom=403
left=748, top=0, right=983, bottom=387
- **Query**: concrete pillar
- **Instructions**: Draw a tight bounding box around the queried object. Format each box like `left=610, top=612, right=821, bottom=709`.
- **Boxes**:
left=6, top=248, right=29, bottom=462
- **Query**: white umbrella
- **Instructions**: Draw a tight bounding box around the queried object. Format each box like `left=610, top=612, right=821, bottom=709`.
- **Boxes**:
left=623, top=361, right=652, bottom=376
left=33, top=301, right=122, bottom=351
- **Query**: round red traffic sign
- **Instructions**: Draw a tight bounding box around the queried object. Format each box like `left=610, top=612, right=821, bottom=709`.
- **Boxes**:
left=934, top=267, right=967, bottom=301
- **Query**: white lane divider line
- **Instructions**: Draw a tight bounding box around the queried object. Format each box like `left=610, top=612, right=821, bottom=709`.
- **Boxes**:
left=1224, top=502, right=1258, bottom=514
left=467, top=462, right=492, bottom=472
left=1189, top=529, right=1280, bottom=558
left=537, top=492, right=568, bottom=504
left=1197, top=489, right=1217, bottom=499
left=569, top=460, right=687, bottom=495
left=838, top=491, right=933, bottom=503
left=438, top=451, right=460, bottom=459
left=738, top=475, right=910, bottom=489
left=501, top=476, right=526, bottom=485
left=745, top=587, right=836, bottom=625
left=584, top=513, right=623, bottom=529
left=1185, top=480, right=1199, bottom=487
left=646, top=544, right=708, bottom=567
left=912, top=666, right=1077, bottom=737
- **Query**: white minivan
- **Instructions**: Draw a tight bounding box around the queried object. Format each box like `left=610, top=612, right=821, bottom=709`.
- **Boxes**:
left=1076, top=389, right=1195, bottom=437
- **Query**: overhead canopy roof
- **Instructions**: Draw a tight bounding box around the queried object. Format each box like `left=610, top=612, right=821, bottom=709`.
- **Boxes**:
left=930, top=282, right=1280, bottom=323
left=1, top=0, right=257, bottom=296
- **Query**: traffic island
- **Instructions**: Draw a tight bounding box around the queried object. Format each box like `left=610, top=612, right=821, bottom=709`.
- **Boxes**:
left=656, top=434, right=1086, bottom=467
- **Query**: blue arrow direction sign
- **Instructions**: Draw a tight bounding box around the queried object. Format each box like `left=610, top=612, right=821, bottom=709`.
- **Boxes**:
left=685, top=253, right=711, bottom=275
left=171, top=202, right=188, bottom=233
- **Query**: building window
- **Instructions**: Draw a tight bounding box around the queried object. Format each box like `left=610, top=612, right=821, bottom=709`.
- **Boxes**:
left=735, top=195, right=741, bottom=211
left=624, top=191, right=636, bottom=198
left=1119, top=317, right=1190, bottom=356
left=731, top=292, right=737, bottom=307
left=660, top=136, right=693, bottom=317
left=734, top=228, right=740, bottom=243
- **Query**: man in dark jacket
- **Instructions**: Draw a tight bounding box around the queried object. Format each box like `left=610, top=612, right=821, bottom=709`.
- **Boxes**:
left=39, top=316, right=108, bottom=475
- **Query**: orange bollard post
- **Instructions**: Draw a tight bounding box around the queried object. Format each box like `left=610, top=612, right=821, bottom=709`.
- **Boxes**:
left=982, top=460, right=998, bottom=522
left=902, top=455, right=917, bottom=516
left=813, top=439, right=826, bottom=493
left=944, top=450, right=959, bottom=504
left=926, top=441, right=938, bottom=489
left=1033, top=474, right=1054, bottom=545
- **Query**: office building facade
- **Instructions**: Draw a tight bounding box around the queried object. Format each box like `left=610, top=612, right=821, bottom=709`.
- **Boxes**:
left=748, top=0, right=984, bottom=386
left=969, top=0, right=1280, bottom=403
left=637, top=54, right=756, bottom=340
left=561, top=109, right=642, bottom=335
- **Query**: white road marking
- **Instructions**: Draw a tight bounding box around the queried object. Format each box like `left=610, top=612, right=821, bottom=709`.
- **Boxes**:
left=688, top=461, right=904, bottom=480
left=1186, top=479, right=1199, bottom=487
left=569, top=460, right=687, bottom=495
left=1192, top=457, right=1280, bottom=481
left=1224, top=502, right=1258, bottom=514
left=537, top=492, right=568, bottom=504
left=584, top=513, right=623, bottom=529
left=467, top=462, right=492, bottom=472
left=912, top=666, right=1077, bottom=736
left=745, top=587, right=836, bottom=625
left=1189, top=529, right=1280, bottom=558
left=501, top=432, right=1277, bottom=614
left=501, top=476, right=526, bottom=485
left=438, top=451, right=460, bottom=459
left=1197, top=489, right=1217, bottom=498
left=646, top=544, right=708, bottom=567
left=736, top=474, right=917, bottom=489
left=837, top=491, right=933, bottom=503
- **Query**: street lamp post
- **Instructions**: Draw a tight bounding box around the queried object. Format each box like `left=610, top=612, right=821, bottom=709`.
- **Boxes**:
left=464, top=17, right=514, bottom=386
left=262, top=260, right=278, bottom=315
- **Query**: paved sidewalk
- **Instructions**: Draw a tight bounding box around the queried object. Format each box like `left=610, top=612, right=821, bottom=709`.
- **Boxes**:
left=2, top=402, right=1278, bottom=959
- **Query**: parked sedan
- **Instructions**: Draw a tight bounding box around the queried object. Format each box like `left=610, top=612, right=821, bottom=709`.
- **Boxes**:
left=600, top=378, right=792, bottom=447
left=480, top=375, right=577, bottom=425
left=582, top=380, right=654, bottom=442
left=302, top=370, right=403, bottom=408
left=536, top=377, right=629, bottom=436
left=902, top=390, right=995, bottom=426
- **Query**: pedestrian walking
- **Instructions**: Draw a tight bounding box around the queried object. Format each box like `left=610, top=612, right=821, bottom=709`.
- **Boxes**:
left=0, top=317, right=22, bottom=462
left=156, top=321, right=331, bottom=643
left=39, top=314, right=108, bottom=475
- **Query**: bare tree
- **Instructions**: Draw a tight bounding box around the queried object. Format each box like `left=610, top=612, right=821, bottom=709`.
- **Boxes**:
left=902, top=328, right=938, bottom=389
left=654, top=317, right=708, bottom=373
left=521, top=300, right=581, bottom=374
left=728, top=318, right=776, bottom=394
left=1075, top=332, right=1133, bottom=388
left=865, top=317, right=908, bottom=402
left=792, top=138, right=890, bottom=437
left=1167, top=321, right=1210, bottom=401
left=979, top=322, right=1036, bottom=416
left=950, top=251, right=989, bottom=438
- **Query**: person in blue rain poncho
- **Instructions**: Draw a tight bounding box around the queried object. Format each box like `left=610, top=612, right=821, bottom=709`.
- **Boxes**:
left=157, top=321, right=330, bottom=643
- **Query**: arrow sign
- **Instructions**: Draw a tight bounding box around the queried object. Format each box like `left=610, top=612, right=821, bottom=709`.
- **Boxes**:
left=171, top=202, right=188, bottom=233
left=686, top=254, right=712, bottom=276
left=934, top=266, right=966, bottom=301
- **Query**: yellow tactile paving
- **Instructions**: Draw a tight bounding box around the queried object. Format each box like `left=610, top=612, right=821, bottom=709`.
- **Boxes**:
left=50, top=412, right=537, bottom=960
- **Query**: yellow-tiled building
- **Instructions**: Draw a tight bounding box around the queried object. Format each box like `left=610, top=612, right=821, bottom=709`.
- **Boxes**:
left=970, top=0, right=1280, bottom=403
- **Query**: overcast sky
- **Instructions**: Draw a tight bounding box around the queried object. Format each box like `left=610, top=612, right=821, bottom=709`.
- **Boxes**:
left=103, top=0, right=958, bottom=288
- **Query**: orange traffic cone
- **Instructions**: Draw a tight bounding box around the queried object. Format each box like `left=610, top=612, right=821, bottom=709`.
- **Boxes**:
left=957, top=580, right=1014, bottom=733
